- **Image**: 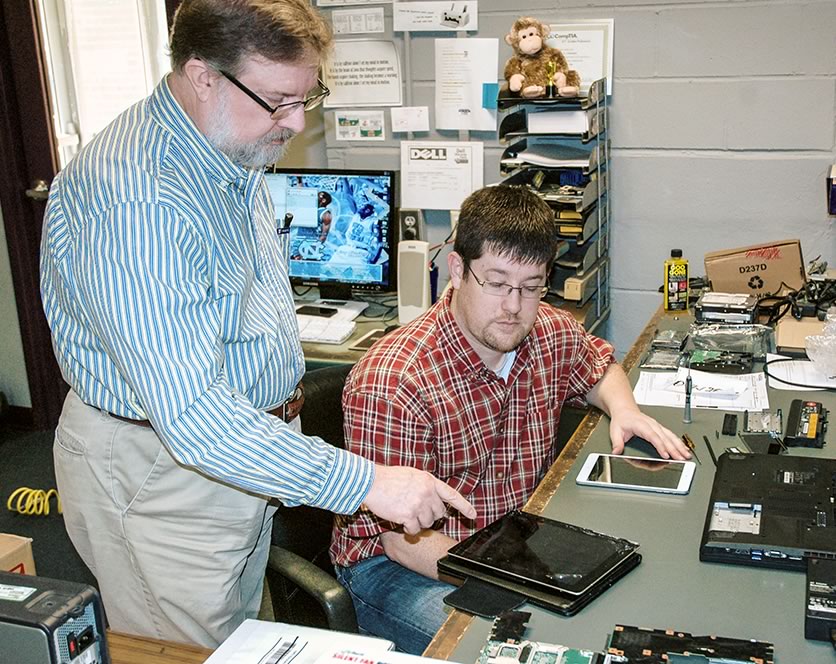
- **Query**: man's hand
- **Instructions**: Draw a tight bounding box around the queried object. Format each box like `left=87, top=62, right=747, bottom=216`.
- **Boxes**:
left=609, top=409, right=691, bottom=460
left=364, top=465, right=476, bottom=535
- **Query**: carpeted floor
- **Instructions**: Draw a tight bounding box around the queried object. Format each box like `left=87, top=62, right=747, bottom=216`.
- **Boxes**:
left=0, top=425, right=97, bottom=588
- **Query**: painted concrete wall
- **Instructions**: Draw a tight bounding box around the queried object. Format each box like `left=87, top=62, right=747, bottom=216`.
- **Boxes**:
left=1, top=0, right=833, bottom=410
left=321, top=0, right=836, bottom=356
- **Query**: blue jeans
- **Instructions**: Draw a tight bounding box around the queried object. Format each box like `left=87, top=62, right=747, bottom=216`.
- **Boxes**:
left=335, top=556, right=455, bottom=655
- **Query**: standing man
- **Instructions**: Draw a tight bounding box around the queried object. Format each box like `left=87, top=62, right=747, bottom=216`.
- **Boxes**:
left=331, top=185, right=690, bottom=654
left=40, top=0, right=473, bottom=648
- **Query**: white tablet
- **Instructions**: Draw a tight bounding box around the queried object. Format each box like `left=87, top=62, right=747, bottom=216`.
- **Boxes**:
left=576, top=453, right=696, bottom=495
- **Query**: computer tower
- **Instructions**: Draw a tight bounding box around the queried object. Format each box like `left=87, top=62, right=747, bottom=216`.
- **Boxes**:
left=0, top=571, right=109, bottom=664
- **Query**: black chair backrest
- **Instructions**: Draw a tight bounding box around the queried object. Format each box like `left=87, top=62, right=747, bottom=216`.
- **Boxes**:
left=270, top=362, right=354, bottom=628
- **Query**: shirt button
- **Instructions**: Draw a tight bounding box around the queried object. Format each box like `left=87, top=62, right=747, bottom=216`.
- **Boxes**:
left=496, top=472, right=504, bottom=479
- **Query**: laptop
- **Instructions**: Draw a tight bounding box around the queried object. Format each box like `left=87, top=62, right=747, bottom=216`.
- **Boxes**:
left=437, top=510, right=642, bottom=616
left=700, top=453, right=836, bottom=571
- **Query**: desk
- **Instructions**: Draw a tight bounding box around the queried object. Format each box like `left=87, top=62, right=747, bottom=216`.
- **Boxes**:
left=302, top=318, right=389, bottom=369
left=108, top=631, right=211, bottom=663
left=425, top=308, right=836, bottom=663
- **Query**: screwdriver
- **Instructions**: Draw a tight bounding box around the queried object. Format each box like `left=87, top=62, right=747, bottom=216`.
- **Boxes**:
left=681, top=433, right=702, bottom=465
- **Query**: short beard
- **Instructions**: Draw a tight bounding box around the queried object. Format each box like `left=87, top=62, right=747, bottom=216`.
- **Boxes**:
left=480, top=326, right=527, bottom=354
left=205, top=88, right=296, bottom=169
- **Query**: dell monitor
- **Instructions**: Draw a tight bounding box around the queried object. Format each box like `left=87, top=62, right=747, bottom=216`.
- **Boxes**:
left=265, top=167, right=397, bottom=301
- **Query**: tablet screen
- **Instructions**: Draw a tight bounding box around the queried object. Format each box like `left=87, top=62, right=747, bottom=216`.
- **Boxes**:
left=446, top=510, right=638, bottom=596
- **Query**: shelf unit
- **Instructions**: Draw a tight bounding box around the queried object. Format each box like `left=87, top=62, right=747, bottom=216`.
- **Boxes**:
left=498, top=78, right=610, bottom=334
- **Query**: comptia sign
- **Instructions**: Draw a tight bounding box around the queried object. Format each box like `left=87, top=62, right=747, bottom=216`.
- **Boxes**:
left=409, top=147, right=447, bottom=160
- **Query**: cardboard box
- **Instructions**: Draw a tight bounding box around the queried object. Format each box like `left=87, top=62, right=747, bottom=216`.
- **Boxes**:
left=704, top=239, right=805, bottom=298
left=0, top=533, right=36, bottom=575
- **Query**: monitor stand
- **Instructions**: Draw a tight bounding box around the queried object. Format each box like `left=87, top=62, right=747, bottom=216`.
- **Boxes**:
left=318, top=283, right=352, bottom=302
left=315, top=284, right=368, bottom=321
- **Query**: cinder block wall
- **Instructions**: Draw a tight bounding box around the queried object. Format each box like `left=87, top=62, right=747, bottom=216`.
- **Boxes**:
left=320, top=0, right=836, bottom=357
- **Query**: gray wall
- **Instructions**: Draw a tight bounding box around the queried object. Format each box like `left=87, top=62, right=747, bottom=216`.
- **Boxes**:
left=321, top=0, right=836, bottom=356
left=1, top=0, right=833, bottom=409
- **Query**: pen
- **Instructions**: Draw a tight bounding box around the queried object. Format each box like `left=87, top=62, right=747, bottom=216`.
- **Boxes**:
left=703, top=435, right=718, bottom=466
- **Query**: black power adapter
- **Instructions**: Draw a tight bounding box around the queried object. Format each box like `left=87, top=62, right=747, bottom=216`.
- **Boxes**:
left=805, top=557, right=836, bottom=646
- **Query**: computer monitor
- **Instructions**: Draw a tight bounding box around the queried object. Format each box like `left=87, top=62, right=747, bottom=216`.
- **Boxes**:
left=265, top=167, right=397, bottom=301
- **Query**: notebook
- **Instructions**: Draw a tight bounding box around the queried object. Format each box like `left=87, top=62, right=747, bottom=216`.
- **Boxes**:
left=437, top=510, right=641, bottom=616
left=700, top=452, right=836, bottom=571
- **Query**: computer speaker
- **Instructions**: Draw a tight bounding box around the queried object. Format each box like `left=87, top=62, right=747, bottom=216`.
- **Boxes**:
left=397, top=240, right=431, bottom=325
left=398, top=209, right=425, bottom=242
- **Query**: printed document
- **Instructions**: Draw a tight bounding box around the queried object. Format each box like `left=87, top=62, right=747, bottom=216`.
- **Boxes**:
left=400, top=141, right=483, bottom=210
left=205, top=619, right=393, bottom=664
left=633, top=367, right=770, bottom=412
left=435, top=38, right=497, bottom=131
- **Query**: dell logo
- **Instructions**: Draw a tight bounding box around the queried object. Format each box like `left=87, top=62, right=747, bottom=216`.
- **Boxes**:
left=410, top=148, right=447, bottom=160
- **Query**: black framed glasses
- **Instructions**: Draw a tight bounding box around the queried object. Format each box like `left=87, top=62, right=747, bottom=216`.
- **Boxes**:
left=219, top=70, right=330, bottom=120
left=467, top=266, right=548, bottom=300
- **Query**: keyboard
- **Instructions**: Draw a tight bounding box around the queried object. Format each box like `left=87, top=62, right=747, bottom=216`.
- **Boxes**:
left=296, top=315, right=357, bottom=345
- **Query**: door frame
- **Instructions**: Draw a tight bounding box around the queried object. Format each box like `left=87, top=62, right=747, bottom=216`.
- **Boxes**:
left=0, top=0, right=181, bottom=430
left=0, top=1, right=65, bottom=430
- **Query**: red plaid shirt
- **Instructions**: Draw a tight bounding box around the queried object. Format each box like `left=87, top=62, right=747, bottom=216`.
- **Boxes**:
left=330, top=290, right=615, bottom=567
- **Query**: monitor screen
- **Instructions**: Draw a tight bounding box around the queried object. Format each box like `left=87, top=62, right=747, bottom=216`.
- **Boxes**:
left=265, top=168, right=397, bottom=299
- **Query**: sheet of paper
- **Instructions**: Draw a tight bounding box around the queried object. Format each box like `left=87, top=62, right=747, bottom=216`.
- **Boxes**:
left=547, top=19, right=614, bottom=95
left=400, top=141, right=483, bottom=210
left=205, top=619, right=394, bottom=664
left=393, top=1, right=477, bottom=32
left=391, top=106, right=430, bottom=133
left=335, top=110, right=385, bottom=140
left=633, top=368, right=770, bottom=412
left=765, top=353, right=834, bottom=391
left=331, top=7, right=385, bottom=34
left=324, top=40, right=402, bottom=107
left=434, top=38, right=497, bottom=131
left=316, top=649, right=454, bottom=664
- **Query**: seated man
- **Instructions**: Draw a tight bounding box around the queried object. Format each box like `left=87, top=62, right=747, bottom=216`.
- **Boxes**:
left=330, top=185, right=689, bottom=655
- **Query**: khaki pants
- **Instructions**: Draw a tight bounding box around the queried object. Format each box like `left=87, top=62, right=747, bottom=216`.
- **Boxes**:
left=54, top=390, right=279, bottom=647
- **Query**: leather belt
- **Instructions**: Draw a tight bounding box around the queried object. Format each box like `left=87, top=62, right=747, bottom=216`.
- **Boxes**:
left=107, top=382, right=305, bottom=428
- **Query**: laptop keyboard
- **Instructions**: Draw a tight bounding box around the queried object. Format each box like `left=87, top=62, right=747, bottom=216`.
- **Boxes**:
left=296, top=315, right=356, bottom=345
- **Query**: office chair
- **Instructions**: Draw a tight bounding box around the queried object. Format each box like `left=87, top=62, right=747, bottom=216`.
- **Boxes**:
left=265, top=363, right=357, bottom=632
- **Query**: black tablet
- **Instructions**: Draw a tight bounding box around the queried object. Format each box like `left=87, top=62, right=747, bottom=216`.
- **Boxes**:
left=445, top=510, right=639, bottom=597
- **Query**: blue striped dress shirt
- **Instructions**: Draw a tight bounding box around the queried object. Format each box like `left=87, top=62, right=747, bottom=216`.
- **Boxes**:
left=40, top=77, right=373, bottom=513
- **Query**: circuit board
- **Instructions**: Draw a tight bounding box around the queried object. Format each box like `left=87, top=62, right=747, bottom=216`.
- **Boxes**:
left=476, top=613, right=775, bottom=664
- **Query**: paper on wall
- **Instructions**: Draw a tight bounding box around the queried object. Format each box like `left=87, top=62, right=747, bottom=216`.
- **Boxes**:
left=393, top=1, right=477, bottom=32
left=400, top=141, right=483, bottom=210
left=434, top=38, right=497, bottom=131
left=546, top=19, right=614, bottom=95
left=335, top=110, right=386, bottom=141
left=324, top=40, right=402, bottom=107
left=331, top=8, right=385, bottom=34
left=391, top=106, right=430, bottom=133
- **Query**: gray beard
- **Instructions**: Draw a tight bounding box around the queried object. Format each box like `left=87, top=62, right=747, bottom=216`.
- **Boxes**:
left=206, top=90, right=295, bottom=168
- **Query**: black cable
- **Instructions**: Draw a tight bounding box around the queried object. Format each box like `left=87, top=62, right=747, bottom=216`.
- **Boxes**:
left=762, top=357, right=836, bottom=392
left=292, top=284, right=315, bottom=297
left=429, top=227, right=456, bottom=267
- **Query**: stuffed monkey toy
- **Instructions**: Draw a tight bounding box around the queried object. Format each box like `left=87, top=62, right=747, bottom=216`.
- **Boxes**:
left=504, top=17, right=580, bottom=98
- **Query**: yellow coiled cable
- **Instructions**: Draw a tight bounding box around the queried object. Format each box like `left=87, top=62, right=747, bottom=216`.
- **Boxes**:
left=7, top=487, right=62, bottom=516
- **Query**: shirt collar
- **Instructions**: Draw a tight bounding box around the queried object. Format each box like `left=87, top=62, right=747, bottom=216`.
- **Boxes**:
left=149, top=75, right=253, bottom=188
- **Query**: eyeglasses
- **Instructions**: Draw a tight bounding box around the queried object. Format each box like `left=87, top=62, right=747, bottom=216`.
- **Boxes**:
left=219, top=70, right=330, bottom=120
left=466, top=266, right=548, bottom=300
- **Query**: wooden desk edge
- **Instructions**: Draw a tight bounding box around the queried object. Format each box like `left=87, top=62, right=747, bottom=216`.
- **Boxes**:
left=423, top=306, right=665, bottom=660
left=108, top=631, right=213, bottom=664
